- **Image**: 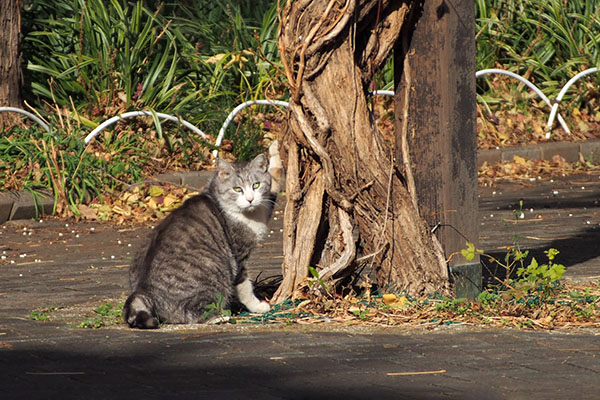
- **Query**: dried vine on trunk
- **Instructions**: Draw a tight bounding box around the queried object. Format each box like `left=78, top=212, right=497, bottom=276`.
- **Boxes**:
left=272, top=0, right=451, bottom=303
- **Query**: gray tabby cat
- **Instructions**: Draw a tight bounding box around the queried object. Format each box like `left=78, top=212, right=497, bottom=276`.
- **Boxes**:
left=123, top=150, right=280, bottom=329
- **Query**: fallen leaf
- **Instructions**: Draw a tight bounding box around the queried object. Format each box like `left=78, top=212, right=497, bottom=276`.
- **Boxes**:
left=77, top=204, right=97, bottom=220
left=148, top=185, right=165, bottom=197
left=513, top=155, right=527, bottom=165
left=382, top=294, right=397, bottom=305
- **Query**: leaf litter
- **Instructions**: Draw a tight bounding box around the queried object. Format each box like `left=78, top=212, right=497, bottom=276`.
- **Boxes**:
left=85, top=182, right=200, bottom=224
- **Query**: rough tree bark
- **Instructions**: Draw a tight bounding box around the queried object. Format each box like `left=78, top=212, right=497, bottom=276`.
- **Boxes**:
left=0, top=0, right=24, bottom=131
left=272, top=0, right=450, bottom=303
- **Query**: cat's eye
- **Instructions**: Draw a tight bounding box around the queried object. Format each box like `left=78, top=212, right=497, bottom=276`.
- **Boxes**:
left=252, top=182, right=260, bottom=190
left=233, top=186, right=243, bottom=193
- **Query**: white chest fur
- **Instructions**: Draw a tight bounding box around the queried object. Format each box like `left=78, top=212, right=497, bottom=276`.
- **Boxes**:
left=225, top=207, right=269, bottom=240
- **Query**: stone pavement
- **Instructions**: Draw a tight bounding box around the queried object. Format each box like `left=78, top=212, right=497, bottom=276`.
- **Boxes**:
left=1, top=167, right=600, bottom=398
left=2, top=320, right=599, bottom=400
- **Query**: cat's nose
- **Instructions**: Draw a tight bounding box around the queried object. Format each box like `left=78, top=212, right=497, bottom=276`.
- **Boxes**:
left=246, top=194, right=254, bottom=203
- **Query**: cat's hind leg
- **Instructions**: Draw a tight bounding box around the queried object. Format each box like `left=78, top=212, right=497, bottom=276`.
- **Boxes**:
left=236, top=277, right=270, bottom=314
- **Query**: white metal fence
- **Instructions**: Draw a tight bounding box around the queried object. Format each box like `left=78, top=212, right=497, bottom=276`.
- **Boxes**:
left=1, top=67, right=598, bottom=157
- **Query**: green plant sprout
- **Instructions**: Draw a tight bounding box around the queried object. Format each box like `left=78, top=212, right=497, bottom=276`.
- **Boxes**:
left=203, top=293, right=232, bottom=320
left=307, top=265, right=328, bottom=292
left=77, top=302, right=124, bottom=328
left=29, top=307, right=57, bottom=321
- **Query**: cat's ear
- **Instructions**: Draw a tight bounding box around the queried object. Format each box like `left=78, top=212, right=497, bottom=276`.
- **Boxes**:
left=249, top=153, right=268, bottom=172
left=216, top=158, right=234, bottom=180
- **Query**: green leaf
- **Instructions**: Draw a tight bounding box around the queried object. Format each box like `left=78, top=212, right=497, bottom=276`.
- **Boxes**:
left=148, top=185, right=165, bottom=197
left=461, top=242, right=483, bottom=261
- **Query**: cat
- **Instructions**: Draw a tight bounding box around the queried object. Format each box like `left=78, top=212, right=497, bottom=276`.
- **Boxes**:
left=123, top=145, right=282, bottom=329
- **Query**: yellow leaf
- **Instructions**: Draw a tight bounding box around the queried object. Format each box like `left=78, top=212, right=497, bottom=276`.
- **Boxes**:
left=395, top=296, right=408, bottom=307
left=112, top=205, right=130, bottom=216
left=206, top=53, right=226, bottom=64
left=578, top=120, right=590, bottom=133
left=382, top=294, right=397, bottom=305
left=121, top=192, right=140, bottom=204
left=382, top=294, right=408, bottom=307
left=513, top=155, right=527, bottom=165
left=146, top=198, right=159, bottom=210
left=148, top=185, right=165, bottom=197
left=163, top=193, right=179, bottom=208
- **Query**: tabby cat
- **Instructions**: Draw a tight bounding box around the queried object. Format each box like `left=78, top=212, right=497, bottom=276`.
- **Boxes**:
left=123, top=149, right=281, bottom=329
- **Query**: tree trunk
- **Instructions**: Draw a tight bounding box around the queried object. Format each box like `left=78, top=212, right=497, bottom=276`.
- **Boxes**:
left=272, top=0, right=450, bottom=303
left=0, top=0, right=24, bottom=131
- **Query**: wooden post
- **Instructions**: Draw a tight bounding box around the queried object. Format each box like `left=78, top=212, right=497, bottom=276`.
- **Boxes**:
left=394, top=0, right=480, bottom=297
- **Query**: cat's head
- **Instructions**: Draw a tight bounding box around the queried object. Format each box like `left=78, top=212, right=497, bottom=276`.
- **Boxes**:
left=211, top=154, right=272, bottom=214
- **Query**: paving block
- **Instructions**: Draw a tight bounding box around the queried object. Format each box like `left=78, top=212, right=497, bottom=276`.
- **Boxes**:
left=540, top=142, right=580, bottom=162
left=10, top=190, right=55, bottom=220
left=580, top=140, right=600, bottom=164
left=0, top=192, right=16, bottom=224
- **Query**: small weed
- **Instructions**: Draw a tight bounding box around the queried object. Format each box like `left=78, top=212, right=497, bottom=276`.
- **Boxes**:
left=307, top=265, right=328, bottom=292
left=77, top=302, right=124, bottom=329
left=573, top=305, right=594, bottom=320
left=518, top=320, right=534, bottom=329
left=29, top=307, right=57, bottom=321
left=77, top=316, right=104, bottom=329
left=435, top=298, right=470, bottom=315
left=515, top=248, right=566, bottom=298
left=203, top=293, right=232, bottom=320
left=351, top=308, right=371, bottom=320
left=477, top=290, right=499, bottom=305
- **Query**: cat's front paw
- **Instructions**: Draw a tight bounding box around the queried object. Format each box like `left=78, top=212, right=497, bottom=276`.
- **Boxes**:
left=268, top=140, right=284, bottom=193
left=248, top=300, right=271, bottom=314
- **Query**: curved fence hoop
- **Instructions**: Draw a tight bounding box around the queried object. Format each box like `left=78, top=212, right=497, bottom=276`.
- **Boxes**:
left=214, top=99, right=290, bottom=158
left=371, top=90, right=395, bottom=97
left=213, top=93, right=395, bottom=157
left=84, top=111, right=208, bottom=144
left=547, top=67, right=599, bottom=132
left=0, top=107, right=52, bottom=133
left=475, top=69, right=570, bottom=136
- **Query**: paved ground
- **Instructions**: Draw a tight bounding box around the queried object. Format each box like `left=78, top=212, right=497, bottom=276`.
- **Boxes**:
left=1, top=173, right=600, bottom=399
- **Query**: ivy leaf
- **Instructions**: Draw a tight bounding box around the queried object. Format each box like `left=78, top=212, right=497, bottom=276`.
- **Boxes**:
left=461, top=242, right=483, bottom=262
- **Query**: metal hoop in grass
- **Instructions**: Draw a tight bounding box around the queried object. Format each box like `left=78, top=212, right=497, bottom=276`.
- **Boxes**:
left=83, top=111, right=208, bottom=145
left=475, top=68, right=571, bottom=137
left=546, top=67, right=599, bottom=134
left=214, top=99, right=290, bottom=158
left=213, top=93, right=394, bottom=158
left=0, top=107, right=52, bottom=134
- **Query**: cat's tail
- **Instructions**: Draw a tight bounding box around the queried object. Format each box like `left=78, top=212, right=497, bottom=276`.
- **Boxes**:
left=123, top=291, right=159, bottom=329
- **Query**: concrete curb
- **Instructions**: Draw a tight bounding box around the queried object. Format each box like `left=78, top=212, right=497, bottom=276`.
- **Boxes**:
left=1, top=139, right=599, bottom=224
left=478, top=139, right=600, bottom=166
left=0, top=190, right=55, bottom=223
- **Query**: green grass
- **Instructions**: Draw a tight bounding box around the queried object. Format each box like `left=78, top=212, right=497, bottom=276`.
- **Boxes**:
left=476, top=0, right=600, bottom=102
left=9, top=0, right=600, bottom=215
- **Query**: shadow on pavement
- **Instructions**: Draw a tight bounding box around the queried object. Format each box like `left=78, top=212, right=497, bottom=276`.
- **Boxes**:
left=1, top=346, right=500, bottom=400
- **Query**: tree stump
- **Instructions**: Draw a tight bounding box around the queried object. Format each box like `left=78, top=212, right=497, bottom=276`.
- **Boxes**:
left=0, top=0, right=24, bottom=131
left=272, top=0, right=450, bottom=303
